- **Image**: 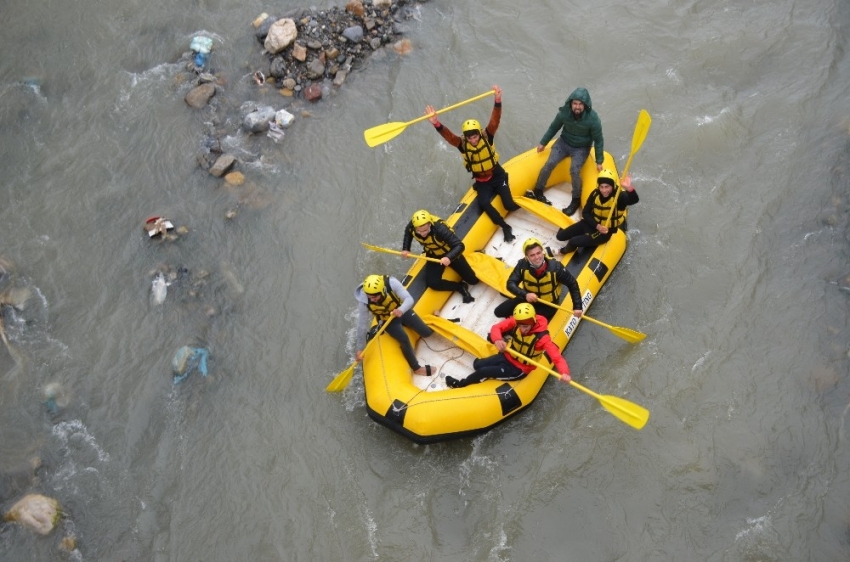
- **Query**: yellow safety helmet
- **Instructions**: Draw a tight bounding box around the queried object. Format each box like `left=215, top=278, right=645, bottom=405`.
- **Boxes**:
left=522, top=238, right=543, bottom=256
left=513, top=303, right=536, bottom=324
left=363, top=275, right=385, bottom=296
left=597, top=169, right=618, bottom=188
left=411, top=210, right=432, bottom=228
left=462, top=119, right=482, bottom=136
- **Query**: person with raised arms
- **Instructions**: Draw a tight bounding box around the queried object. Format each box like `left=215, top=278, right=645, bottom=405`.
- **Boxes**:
left=555, top=169, right=639, bottom=255
left=425, top=85, right=519, bottom=242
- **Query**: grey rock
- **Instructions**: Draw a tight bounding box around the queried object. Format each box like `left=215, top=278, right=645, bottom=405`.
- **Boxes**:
left=243, top=106, right=276, bottom=133
left=209, top=154, right=236, bottom=177
left=307, top=58, right=326, bottom=79
left=342, top=25, right=364, bottom=42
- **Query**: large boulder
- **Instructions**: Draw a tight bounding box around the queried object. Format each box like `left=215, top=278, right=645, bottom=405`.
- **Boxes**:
left=3, top=493, right=62, bottom=535
left=264, top=18, right=297, bottom=54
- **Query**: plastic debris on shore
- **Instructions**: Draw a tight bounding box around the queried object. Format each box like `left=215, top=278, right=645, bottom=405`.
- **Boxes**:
left=172, top=345, right=209, bottom=384
left=151, top=273, right=168, bottom=305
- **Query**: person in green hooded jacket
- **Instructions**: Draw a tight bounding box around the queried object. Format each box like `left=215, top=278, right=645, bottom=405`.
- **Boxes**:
left=526, top=88, right=604, bottom=217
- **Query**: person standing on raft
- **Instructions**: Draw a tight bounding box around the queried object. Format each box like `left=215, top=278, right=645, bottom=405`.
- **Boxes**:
left=425, top=85, right=519, bottom=242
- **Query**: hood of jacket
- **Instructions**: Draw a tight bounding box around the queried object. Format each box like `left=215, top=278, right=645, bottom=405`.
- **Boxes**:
left=562, top=87, right=592, bottom=113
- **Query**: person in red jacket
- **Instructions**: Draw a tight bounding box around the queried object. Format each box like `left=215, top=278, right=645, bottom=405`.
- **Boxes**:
left=445, top=303, right=570, bottom=388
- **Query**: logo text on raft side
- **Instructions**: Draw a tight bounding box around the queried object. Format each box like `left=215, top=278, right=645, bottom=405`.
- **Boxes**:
left=564, top=290, right=595, bottom=338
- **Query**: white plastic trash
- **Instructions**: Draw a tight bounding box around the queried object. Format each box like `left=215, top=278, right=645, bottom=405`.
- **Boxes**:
left=275, top=109, right=295, bottom=128
left=190, top=36, right=214, bottom=54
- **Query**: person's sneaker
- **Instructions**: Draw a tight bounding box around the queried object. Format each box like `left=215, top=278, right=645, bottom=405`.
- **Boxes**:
left=458, top=282, right=475, bottom=304
left=525, top=190, right=552, bottom=205
left=445, top=376, right=466, bottom=389
left=534, top=191, right=552, bottom=205
left=562, top=200, right=580, bottom=216
left=503, top=226, right=515, bottom=242
left=559, top=245, right=572, bottom=255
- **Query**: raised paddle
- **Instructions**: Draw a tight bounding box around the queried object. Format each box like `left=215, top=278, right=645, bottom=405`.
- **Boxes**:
left=621, top=109, right=651, bottom=179
left=326, top=318, right=393, bottom=392
left=605, top=109, right=651, bottom=227
left=464, top=252, right=646, bottom=343
left=504, top=348, right=649, bottom=430
left=363, top=90, right=496, bottom=148
left=360, top=242, right=443, bottom=264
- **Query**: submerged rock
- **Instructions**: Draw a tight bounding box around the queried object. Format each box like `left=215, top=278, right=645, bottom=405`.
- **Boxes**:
left=3, top=493, right=62, bottom=535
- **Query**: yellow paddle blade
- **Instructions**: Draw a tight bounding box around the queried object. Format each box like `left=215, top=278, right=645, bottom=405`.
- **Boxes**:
left=325, top=361, right=356, bottom=393
left=364, top=122, right=408, bottom=148
left=464, top=252, right=513, bottom=293
left=363, top=90, right=496, bottom=148
left=608, top=325, right=646, bottom=343
left=621, top=109, right=652, bottom=178
left=423, top=315, right=496, bottom=358
left=516, top=197, right=572, bottom=229
left=570, top=381, right=650, bottom=430
left=582, top=315, right=646, bottom=344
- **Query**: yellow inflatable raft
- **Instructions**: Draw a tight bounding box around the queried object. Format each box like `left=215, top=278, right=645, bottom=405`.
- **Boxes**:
left=362, top=145, right=629, bottom=444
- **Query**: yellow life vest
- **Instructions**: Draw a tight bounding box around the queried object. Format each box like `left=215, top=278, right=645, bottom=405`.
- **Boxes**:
left=590, top=190, right=627, bottom=228
left=366, top=277, right=403, bottom=321
left=508, top=327, right=543, bottom=365
left=461, top=136, right=500, bottom=175
left=413, top=218, right=452, bottom=258
left=520, top=259, right=562, bottom=303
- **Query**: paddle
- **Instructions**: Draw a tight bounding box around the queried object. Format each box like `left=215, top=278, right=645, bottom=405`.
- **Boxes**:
left=326, top=318, right=393, bottom=392
left=363, top=90, right=496, bottom=148
left=504, top=348, right=649, bottom=430
left=515, top=196, right=573, bottom=229
left=423, top=314, right=497, bottom=359
left=533, top=299, right=645, bottom=343
left=605, top=109, right=651, bottom=227
left=422, top=314, right=649, bottom=429
left=464, top=252, right=646, bottom=343
left=621, top=109, right=651, bottom=179
left=361, top=242, right=443, bottom=264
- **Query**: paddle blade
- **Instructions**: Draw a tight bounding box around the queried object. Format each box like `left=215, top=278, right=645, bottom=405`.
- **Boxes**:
left=364, top=121, right=407, bottom=147
left=516, top=197, right=572, bottom=229
left=593, top=392, right=650, bottom=430
left=609, top=325, right=646, bottom=343
left=326, top=362, right=356, bottom=393
left=621, top=110, right=652, bottom=178
left=424, top=315, right=496, bottom=358
left=464, top=253, right=513, bottom=293
left=632, top=110, right=652, bottom=154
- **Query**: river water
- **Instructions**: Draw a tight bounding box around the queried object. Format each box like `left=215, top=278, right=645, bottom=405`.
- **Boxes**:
left=1, top=0, right=849, bottom=560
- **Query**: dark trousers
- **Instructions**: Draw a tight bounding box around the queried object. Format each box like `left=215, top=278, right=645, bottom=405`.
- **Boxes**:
left=385, top=310, right=434, bottom=371
left=494, top=296, right=557, bottom=321
left=534, top=137, right=591, bottom=200
left=556, top=221, right=613, bottom=250
left=473, top=166, right=518, bottom=229
left=465, top=353, right=525, bottom=385
left=424, top=256, right=479, bottom=293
